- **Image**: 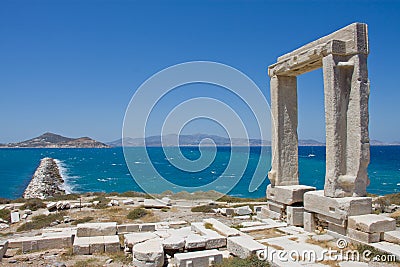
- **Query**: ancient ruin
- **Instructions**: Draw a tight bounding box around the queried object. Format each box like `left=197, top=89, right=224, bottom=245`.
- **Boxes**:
left=263, top=22, right=386, bottom=242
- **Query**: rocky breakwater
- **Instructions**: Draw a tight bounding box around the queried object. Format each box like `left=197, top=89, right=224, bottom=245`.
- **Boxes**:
left=23, top=158, right=65, bottom=199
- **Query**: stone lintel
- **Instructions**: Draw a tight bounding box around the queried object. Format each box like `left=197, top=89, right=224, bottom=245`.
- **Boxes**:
left=304, top=190, right=372, bottom=220
left=268, top=23, right=368, bottom=77
left=267, top=184, right=316, bottom=205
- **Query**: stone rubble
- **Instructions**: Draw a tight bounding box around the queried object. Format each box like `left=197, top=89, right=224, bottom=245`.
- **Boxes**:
left=23, top=157, right=65, bottom=199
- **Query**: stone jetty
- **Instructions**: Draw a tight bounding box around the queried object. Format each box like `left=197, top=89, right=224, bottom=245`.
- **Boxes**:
left=23, top=157, right=65, bottom=199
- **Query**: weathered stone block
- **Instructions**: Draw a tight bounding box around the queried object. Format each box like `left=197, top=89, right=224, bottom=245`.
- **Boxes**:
left=117, top=224, right=139, bottom=233
left=185, top=234, right=206, bottom=250
left=235, top=206, right=252, bottom=215
left=260, top=207, right=281, bottom=220
left=348, top=214, right=396, bottom=233
left=267, top=200, right=285, bottom=213
left=203, top=218, right=240, bottom=237
left=304, top=191, right=372, bottom=220
left=10, top=211, right=20, bottom=224
left=104, top=235, right=120, bottom=253
left=73, top=237, right=90, bottom=255
left=162, top=236, right=185, bottom=250
left=174, top=249, right=223, bottom=267
left=77, top=222, right=117, bottom=237
left=227, top=236, right=266, bottom=259
left=0, top=241, right=9, bottom=262
left=286, top=206, right=304, bottom=226
left=383, top=231, right=400, bottom=245
left=267, top=185, right=316, bottom=205
left=304, top=211, right=316, bottom=233
left=347, top=228, right=380, bottom=243
left=133, top=239, right=164, bottom=265
left=191, top=222, right=226, bottom=249
left=124, top=232, right=158, bottom=251
left=89, top=236, right=105, bottom=254
left=328, top=222, right=347, bottom=236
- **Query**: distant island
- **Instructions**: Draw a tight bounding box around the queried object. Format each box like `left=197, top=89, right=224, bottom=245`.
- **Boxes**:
left=1, top=133, right=398, bottom=148
left=0, top=132, right=109, bottom=148
left=107, top=134, right=325, bottom=147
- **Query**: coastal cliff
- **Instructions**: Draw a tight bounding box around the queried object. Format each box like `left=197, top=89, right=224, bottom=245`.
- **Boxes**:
left=23, top=158, right=65, bottom=199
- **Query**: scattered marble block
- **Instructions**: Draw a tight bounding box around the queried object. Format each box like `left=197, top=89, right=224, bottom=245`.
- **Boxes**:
left=10, top=211, right=20, bottom=224
left=348, top=214, right=396, bottom=233
left=133, top=239, right=164, bottom=267
left=267, top=200, right=285, bottom=213
left=124, top=232, right=158, bottom=251
left=162, top=236, right=185, bottom=250
left=260, top=207, right=281, bottom=220
left=227, top=236, right=266, bottom=259
left=328, top=222, right=347, bottom=236
left=315, top=213, right=347, bottom=227
left=144, top=199, right=168, bottom=208
left=77, top=222, right=117, bottom=237
left=347, top=228, right=380, bottom=243
left=311, top=234, right=335, bottom=242
left=286, top=206, right=304, bottom=226
left=122, top=199, right=135, bottom=205
left=185, top=234, right=206, bottom=250
left=225, top=208, right=235, bottom=216
left=191, top=222, right=226, bottom=249
left=383, top=230, right=400, bottom=245
left=235, top=206, right=252, bottom=215
left=267, top=185, right=316, bottom=205
left=303, top=212, right=316, bottom=233
left=174, top=249, right=223, bottom=267
left=0, top=241, right=9, bottom=262
left=73, top=235, right=119, bottom=255
left=203, top=218, right=240, bottom=237
left=304, top=190, right=372, bottom=220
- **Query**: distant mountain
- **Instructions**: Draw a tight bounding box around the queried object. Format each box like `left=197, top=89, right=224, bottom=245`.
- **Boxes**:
left=298, top=139, right=325, bottom=146
left=108, top=134, right=260, bottom=147
left=0, top=132, right=109, bottom=148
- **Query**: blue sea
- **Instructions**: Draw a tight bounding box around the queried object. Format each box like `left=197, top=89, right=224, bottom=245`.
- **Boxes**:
left=0, top=146, right=400, bottom=199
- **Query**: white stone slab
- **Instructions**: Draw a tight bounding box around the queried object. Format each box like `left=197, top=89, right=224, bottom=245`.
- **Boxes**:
left=133, top=239, right=164, bottom=266
left=174, top=249, right=223, bottom=267
left=383, top=230, right=400, bottom=245
left=227, top=236, right=266, bottom=259
left=144, top=199, right=168, bottom=208
left=235, top=206, right=252, bottom=215
left=203, top=218, right=240, bottom=237
left=286, top=206, right=304, bottom=226
left=124, top=232, right=158, bottom=249
left=77, top=222, right=117, bottom=237
left=185, top=234, right=206, bottom=250
left=10, top=211, right=20, bottom=224
left=347, top=228, right=380, bottom=243
left=348, top=214, right=396, bottom=233
left=162, top=236, right=185, bottom=250
left=304, top=190, right=372, bottom=220
left=267, top=185, right=316, bottom=205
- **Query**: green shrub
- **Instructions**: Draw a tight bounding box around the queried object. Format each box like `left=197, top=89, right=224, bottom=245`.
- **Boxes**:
left=19, top=198, right=46, bottom=211
left=0, top=209, right=11, bottom=222
left=214, top=255, right=270, bottom=267
left=127, top=208, right=148, bottom=220
left=17, top=212, right=65, bottom=232
left=48, top=194, right=80, bottom=201
left=71, top=216, right=94, bottom=225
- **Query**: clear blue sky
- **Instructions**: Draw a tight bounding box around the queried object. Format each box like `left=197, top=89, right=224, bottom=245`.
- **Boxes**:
left=0, top=0, right=399, bottom=143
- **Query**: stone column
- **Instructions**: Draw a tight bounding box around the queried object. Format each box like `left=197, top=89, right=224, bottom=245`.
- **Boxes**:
left=268, top=75, right=299, bottom=186
left=323, top=53, right=370, bottom=197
